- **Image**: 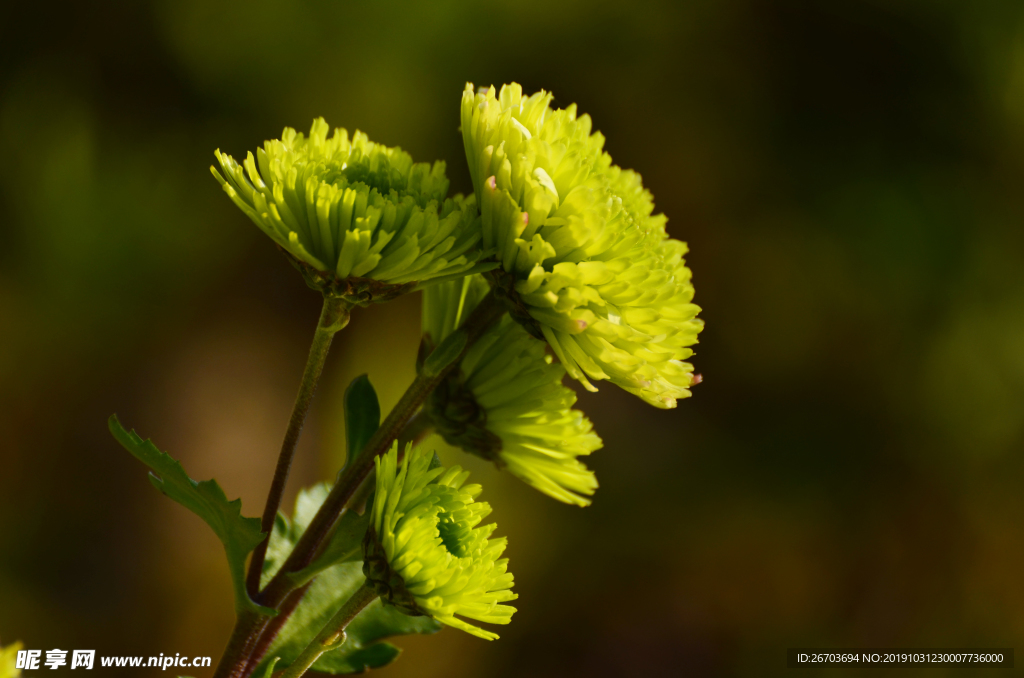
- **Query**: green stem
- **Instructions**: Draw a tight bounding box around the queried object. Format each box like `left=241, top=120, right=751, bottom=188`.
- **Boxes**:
left=396, top=410, right=435, bottom=449
left=246, top=296, right=352, bottom=596
left=255, top=374, right=432, bottom=608
left=279, top=582, right=379, bottom=678
left=241, top=584, right=312, bottom=677
left=230, top=413, right=436, bottom=678
left=216, top=297, right=351, bottom=678
left=212, top=611, right=268, bottom=678
left=259, top=292, right=503, bottom=607
left=221, top=292, right=503, bottom=678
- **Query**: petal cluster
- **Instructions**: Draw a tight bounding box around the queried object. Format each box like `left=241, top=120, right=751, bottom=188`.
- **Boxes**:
left=423, top=276, right=601, bottom=506
left=212, top=118, right=488, bottom=303
left=364, top=443, right=516, bottom=640
left=461, top=83, right=704, bottom=408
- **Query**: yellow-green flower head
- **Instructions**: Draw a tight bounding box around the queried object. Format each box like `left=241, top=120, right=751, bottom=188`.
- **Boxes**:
left=212, top=118, right=490, bottom=304
left=423, top=275, right=601, bottom=506
left=363, top=442, right=516, bottom=640
left=461, top=83, right=704, bottom=408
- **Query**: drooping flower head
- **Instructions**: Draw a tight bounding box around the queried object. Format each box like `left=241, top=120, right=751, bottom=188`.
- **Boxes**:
left=422, top=275, right=601, bottom=506
left=363, top=443, right=516, bottom=640
left=212, top=119, right=491, bottom=304
left=461, top=83, right=704, bottom=408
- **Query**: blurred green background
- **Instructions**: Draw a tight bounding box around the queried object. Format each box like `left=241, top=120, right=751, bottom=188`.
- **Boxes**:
left=2, top=0, right=1024, bottom=676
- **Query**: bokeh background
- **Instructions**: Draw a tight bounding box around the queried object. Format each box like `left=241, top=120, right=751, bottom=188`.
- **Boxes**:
left=2, top=0, right=1024, bottom=676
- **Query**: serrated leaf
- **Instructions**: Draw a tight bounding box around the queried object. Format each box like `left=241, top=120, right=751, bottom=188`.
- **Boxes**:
left=343, top=375, right=380, bottom=472
left=258, top=561, right=441, bottom=675
left=108, top=415, right=275, bottom=618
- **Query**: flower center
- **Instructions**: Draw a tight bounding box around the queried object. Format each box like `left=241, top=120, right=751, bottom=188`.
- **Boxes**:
left=436, top=511, right=471, bottom=558
left=341, top=163, right=397, bottom=198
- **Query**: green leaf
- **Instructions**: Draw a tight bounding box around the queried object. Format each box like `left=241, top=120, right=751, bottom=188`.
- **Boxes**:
left=257, top=657, right=279, bottom=678
left=108, top=415, right=275, bottom=617
left=344, top=375, right=380, bottom=470
left=321, top=642, right=400, bottom=674
left=259, top=561, right=441, bottom=675
left=261, top=483, right=369, bottom=589
left=261, top=483, right=331, bottom=588
left=289, top=503, right=370, bottom=588
left=421, top=327, right=468, bottom=377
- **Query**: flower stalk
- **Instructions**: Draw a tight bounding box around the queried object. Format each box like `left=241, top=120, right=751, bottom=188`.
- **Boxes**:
left=259, top=291, right=505, bottom=604
left=215, top=292, right=505, bottom=678
left=278, top=582, right=378, bottom=678
left=246, top=295, right=352, bottom=596
left=240, top=584, right=312, bottom=677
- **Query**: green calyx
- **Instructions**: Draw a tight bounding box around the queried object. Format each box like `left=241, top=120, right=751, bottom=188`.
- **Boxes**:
left=461, top=82, right=704, bottom=408
left=212, top=118, right=490, bottom=305
left=485, top=266, right=545, bottom=340
left=286, top=255, right=417, bottom=303
left=366, top=443, right=516, bottom=640
left=427, top=370, right=504, bottom=462
left=362, top=525, right=428, bottom=618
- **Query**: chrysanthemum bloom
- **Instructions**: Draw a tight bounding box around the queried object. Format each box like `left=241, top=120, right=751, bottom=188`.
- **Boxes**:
left=212, top=118, right=490, bottom=304
left=461, top=83, right=704, bottom=408
left=422, top=275, right=601, bottom=506
left=362, top=443, right=516, bottom=640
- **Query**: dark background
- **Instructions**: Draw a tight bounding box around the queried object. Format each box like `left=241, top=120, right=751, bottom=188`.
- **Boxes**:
left=2, top=1, right=1024, bottom=676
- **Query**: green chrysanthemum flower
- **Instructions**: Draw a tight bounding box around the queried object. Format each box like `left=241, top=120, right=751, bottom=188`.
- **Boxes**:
left=212, top=118, right=491, bottom=304
left=423, top=275, right=601, bottom=506
left=461, top=83, right=704, bottom=408
left=0, top=639, right=22, bottom=678
left=362, top=443, right=516, bottom=640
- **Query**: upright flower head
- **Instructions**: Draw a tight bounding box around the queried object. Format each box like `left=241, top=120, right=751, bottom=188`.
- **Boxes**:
left=461, top=83, right=704, bottom=408
left=212, top=119, right=490, bottom=304
left=363, top=443, right=516, bottom=640
left=423, top=276, right=601, bottom=506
